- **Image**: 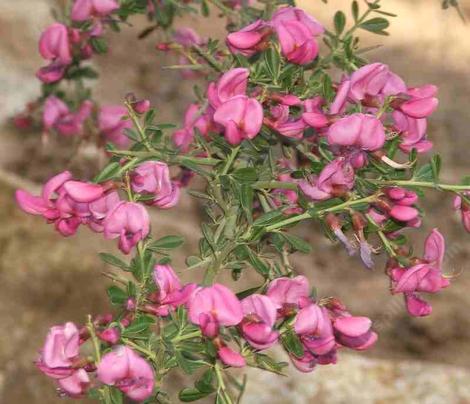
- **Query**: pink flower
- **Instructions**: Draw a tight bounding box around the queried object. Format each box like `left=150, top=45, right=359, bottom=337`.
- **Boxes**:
left=399, top=85, right=438, bottom=119
left=217, top=345, right=246, bottom=368
left=226, top=20, right=271, bottom=57
left=88, top=191, right=121, bottom=232
left=348, top=63, right=405, bottom=102
left=98, top=105, right=132, bottom=148
left=390, top=229, right=449, bottom=317
left=453, top=193, right=470, bottom=232
left=38, top=23, right=72, bottom=65
left=240, top=294, right=279, bottom=350
left=266, top=104, right=306, bottom=139
left=299, top=158, right=355, bottom=201
left=188, top=284, right=243, bottom=337
left=173, top=103, right=212, bottom=151
left=327, top=113, right=385, bottom=151
left=207, top=68, right=250, bottom=109
left=57, top=369, right=90, bottom=398
left=98, top=327, right=121, bottom=345
left=289, top=349, right=337, bottom=373
left=392, top=110, right=432, bottom=153
left=37, top=322, right=80, bottom=378
left=103, top=201, right=150, bottom=254
left=16, top=171, right=105, bottom=236
left=271, top=7, right=324, bottom=65
left=294, top=304, right=336, bottom=356
left=97, top=346, right=155, bottom=402
left=329, top=79, right=351, bottom=115
left=148, top=264, right=196, bottom=316
left=302, top=97, right=329, bottom=129
left=333, top=316, right=377, bottom=351
left=213, top=95, right=263, bottom=145
left=173, top=27, right=206, bottom=78
left=71, top=0, right=119, bottom=21
left=266, top=275, right=310, bottom=315
left=36, top=62, right=68, bottom=83
left=131, top=161, right=180, bottom=209
left=43, top=96, right=93, bottom=136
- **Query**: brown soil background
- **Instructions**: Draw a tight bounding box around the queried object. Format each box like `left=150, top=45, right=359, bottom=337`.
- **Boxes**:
left=1, top=0, right=470, bottom=402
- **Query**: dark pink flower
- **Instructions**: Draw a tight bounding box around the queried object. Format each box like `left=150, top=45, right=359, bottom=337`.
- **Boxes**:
left=149, top=264, right=196, bottom=316
left=266, top=275, right=310, bottom=315
left=271, top=7, right=324, bottom=65
left=213, top=95, right=263, bottom=145
left=240, top=294, right=279, bottom=350
left=392, top=110, right=432, bottom=153
left=453, top=193, right=470, bottom=232
left=71, top=0, right=119, bottom=21
left=103, top=201, right=150, bottom=254
left=333, top=316, right=377, bottom=351
left=217, top=345, right=246, bottom=368
left=207, top=68, right=250, bottom=109
left=299, top=158, right=355, bottom=201
left=227, top=20, right=271, bottom=57
left=98, top=105, right=132, bottom=148
left=97, top=346, right=154, bottom=402
left=399, top=85, right=438, bottom=119
left=43, top=96, right=92, bottom=136
left=38, top=23, right=72, bottom=65
left=57, top=369, right=90, bottom=398
left=173, top=103, right=213, bottom=152
left=188, top=284, right=243, bottom=337
left=266, top=104, right=306, bottom=139
left=327, top=113, right=385, bottom=151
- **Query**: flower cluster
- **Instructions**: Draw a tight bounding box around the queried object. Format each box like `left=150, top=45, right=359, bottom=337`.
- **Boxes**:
left=15, top=1, right=470, bottom=403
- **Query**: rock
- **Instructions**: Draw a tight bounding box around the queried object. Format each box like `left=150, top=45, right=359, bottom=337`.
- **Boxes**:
left=244, top=352, right=470, bottom=404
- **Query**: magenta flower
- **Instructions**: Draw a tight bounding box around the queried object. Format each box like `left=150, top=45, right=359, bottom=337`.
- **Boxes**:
left=71, top=0, right=119, bottom=21
left=329, top=79, right=351, bottom=115
left=173, top=103, right=213, bottom=151
left=392, top=110, right=431, bottom=153
left=226, top=20, right=271, bottom=57
left=98, top=327, right=121, bottom=345
left=327, top=113, right=385, bottom=151
left=103, top=201, right=150, bottom=254
left=213, top=95, right=263, bottom=145
left=38, top=23, right=72, bottom=65
left=299, top=158, right=355, bottom=201
left=149, top=264, right=196, bottom=316
left=302, top=97, right=329, bottom=129
left=240, top=294, right=279, bottom=350
left=333, top=316, right=377, bottom=351
left=266, top=104, right=306, bottom=139
left=271, top=7, right=324, bottom=65
left=217, top=345, right=246, bottom=368
left=399, top=85, right=438, bottom=119
left=348, top=63, right=406, bottom=102
left=173, top=27, right=206, bottom=79
left=207, top=68, right=250, bottom=109
left=188, top=284, right=243, bottom=337
left=97, top=346, right=155, bottom=402
left=16, top=171, right=105, bottom=236
left=294, top=303, right=336, bottom=355
left=43, top=96, right=92, bottom=136
left=57, top=369, right=90, bottom=398
left=88, top=191, right=121, bottom=232
left=131, top=161, right=180, bottom=209
left=98, top=105, right=132, bottom=148
left=37, top=322, right=80, bottom=378
left=36, top=62, right=68, bottom=83
left=266, top=275, right=310, bottom=315
left=390, top=229, right=450, bottom=317
left=289, top=349, right=337, bottom=373
left=453, top=193, right=470, bottom=232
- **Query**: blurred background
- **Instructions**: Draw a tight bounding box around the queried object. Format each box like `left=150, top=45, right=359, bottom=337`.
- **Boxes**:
left=1, top=0, right=470, bottom=402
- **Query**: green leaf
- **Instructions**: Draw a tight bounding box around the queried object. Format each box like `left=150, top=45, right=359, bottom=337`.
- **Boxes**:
left=201, top=0, right=210, bottom=16
left=281, top=329, right=304, bottom=357
left=195, top=369, right=216, bottom=394
left=359, top=17, right=390, bottom=33
left=90, top=37, right=108, bottom=54
left=232, top=167, right=258, bottom=184
left=107, top=286, right=127, bottom=305
left=99, top=253, right=129, bottom=271
left=413, top=163, right=434, bottom=182
left=264, top=47, right=281, bottom=80
left=93, top=161, right=121, bottom=183
left=352, top=0, right=359, bottom=21
left=253, top=209, right=284, bottom=227
left=254, top=353, right=288, bottom=375
left=431, top=154, right=442, bottom=181
left=280, top=233, right=312, bottom=253
left=121, top=315, right=155, bottom=337
left=179, top=388, right=210, bottom=402
left=334, top=11, right=346, bottom=35
left=148, top=235, right=185, bottom=251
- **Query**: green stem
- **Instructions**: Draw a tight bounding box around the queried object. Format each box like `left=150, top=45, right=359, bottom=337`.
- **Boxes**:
left=172, top=330, right=202, bottom=343
left=122, top=338, right=157, bottom=360
left=192, top=44, right=224, bottom=72
left=125, top=101, right=153, bottom=151
left=110, top=149, right=219, bottom=166
left=343, top=0, right=380, bottom=39
left=372, top=179, right=470, bottom=192
left=222, top=146, right=241, bottom=175
left=265, top=195, right=378, bottom=232
left=252, top=181, right=298, bottom=190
